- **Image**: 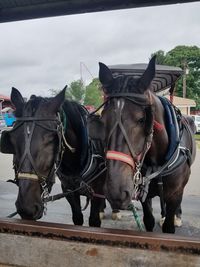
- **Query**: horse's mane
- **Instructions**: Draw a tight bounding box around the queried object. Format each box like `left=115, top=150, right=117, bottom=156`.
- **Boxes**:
left=14, top=95, right=86, bottom=141
left=14, top=95, right=49, bottom=117
left=61, top=99, right=87, bottom=140
left=105, top=75, right=141, bottom=94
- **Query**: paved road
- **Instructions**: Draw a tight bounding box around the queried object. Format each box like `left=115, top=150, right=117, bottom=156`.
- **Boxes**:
left=0, top=147, right=200, bottom=237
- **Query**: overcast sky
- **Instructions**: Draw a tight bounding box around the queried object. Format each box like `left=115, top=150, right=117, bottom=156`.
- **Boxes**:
left=0, top=2, right=200, bottom=98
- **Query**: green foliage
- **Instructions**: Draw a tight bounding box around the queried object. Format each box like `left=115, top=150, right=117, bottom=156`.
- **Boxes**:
left=151, top=50, right=166, bottom=64
left=48, top=79, right=103, bottom=107
left=49, top=88, right=61, bottom=96
left=66, top=79, right=85, bottom=103
left=84, top=78, right=103, bottom=107
left=151, top=46, right=200, bottom=109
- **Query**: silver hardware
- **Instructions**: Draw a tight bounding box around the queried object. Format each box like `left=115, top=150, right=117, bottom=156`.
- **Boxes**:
left=27, top=125, right=31, bottom=136
left=41, top=181, right=49, bottom=215
left=133, top=163, right=143, bottom=198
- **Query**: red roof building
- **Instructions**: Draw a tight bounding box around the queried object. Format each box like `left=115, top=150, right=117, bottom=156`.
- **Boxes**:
left=0, top=94, right=13, bottom=110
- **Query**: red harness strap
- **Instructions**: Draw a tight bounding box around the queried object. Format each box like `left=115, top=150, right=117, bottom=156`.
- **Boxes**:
left=106, top=150, right=135, bottom=169
left=153, top=120, right=164, bottom=131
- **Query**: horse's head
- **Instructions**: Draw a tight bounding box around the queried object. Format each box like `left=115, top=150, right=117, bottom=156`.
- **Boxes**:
left=5, top=87, right=66, bottom=220
left=99, top=56, right=156, bottom=209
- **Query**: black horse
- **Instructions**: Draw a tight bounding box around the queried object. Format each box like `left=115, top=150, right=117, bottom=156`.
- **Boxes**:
left=99, top=56, right=196, bottom=233
left=0, top=87, right=105, bottom=227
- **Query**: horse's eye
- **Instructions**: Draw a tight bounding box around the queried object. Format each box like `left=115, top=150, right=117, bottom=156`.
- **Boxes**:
left=137, top=117, right=145, bottom=125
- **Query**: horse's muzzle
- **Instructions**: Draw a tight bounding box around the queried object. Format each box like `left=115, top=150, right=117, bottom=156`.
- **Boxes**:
left=15, top=201, right=44, bottom=220
left=105, top=188, right=132, bottom=210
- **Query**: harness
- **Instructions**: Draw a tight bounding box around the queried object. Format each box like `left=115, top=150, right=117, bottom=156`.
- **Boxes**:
left=1, top=107, right=106, bottom=216
left=54, top=107, right=106, bottom=201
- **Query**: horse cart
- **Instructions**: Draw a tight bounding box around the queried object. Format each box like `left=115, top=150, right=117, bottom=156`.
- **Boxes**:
left=0, top=61, right=199, bottom=267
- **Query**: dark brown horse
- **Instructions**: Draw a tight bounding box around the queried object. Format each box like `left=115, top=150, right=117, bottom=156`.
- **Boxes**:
left=0, top=87, right=105, bottom=227
left=99, top=56, right=196, bottom=233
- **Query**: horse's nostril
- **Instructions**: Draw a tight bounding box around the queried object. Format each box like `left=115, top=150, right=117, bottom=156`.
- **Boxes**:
left=34, top=203, right=43, bottom=218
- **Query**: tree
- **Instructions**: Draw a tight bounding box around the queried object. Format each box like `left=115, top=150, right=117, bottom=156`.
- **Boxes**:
left=151, top=46, right=200, bottom=109
left=49, top=88, right=61, bottom=97
left=66, top=79, right=85, bottom=103
left=151, top=50, right=166, bottom=65
left=84, top=78, right=103, bottom=107
left=49, top=85, right=68, bottom=97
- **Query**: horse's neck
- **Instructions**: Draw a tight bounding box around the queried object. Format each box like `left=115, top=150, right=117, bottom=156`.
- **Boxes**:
left=61, top=120, right=82, bottom=174
left=146, top=94, right=169, bottom=166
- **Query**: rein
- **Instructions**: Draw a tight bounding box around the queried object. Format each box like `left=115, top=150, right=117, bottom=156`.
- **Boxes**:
left=43, top=166, right=107, bottom=202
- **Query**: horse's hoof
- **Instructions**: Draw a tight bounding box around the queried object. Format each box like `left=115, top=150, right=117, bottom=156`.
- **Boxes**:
left=174, top=215, right=182, bottom=227
left=159, top=217, right=165, bottom=227
left=99, top=212, right=105, bottom=220
left=112, top=212, right=121, bottom=220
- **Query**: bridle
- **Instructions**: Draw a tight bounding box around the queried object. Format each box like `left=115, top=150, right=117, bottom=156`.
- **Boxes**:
left=104, top=92, right=154, bottom=199
left=11, top=115, right=66, bottom=209
left=14, top=116, right=62, bottom=179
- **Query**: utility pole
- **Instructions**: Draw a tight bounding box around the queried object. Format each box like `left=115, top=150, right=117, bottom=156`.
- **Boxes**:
left=182, top=61, right=189, bottom=98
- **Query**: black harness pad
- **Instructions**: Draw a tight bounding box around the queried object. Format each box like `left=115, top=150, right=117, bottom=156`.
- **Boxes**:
left=87, top=114, right=105, bottom=141
left=0, top=130, right=15, bottom=154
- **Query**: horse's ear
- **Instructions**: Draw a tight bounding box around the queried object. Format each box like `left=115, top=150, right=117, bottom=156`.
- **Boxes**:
left=11, top=87, right=24, bottom=109
left=138, top=55, right=156, bottom=93
left=99, top=62, right=114, bottom=92
left=50, top=85, right=66, bottom=113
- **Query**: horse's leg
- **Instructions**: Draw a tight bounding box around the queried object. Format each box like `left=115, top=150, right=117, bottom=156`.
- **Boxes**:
left=141, top=198, right=155, bottom=231
left=89, top=197, right=103, bottom=227
left=99, top=198, right=106, bottom=220
left=112, top=209, right=121, bottom=220
left=98, top=200, right=121, bottom=220
left=162, top=194, right=183, bottom=233
left=61, top=181, right=83, bottom=225
left=65, top=193, right=84, bottom=225
left=174, top=204, right=182, bottom=227
left=159, top=204, right=182, bottom=227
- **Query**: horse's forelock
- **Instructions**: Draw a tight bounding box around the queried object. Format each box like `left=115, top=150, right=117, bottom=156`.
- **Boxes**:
left=23, top=96, right=48, bottom=116
left=107, top=75, right=141, bottom=94
left=30, top=95, right=37, bottom=100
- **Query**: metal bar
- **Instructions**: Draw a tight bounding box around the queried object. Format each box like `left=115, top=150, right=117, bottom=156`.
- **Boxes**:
left=0, top=218, right=200, bottom=255
left=0, top=0, right=199, bottom=23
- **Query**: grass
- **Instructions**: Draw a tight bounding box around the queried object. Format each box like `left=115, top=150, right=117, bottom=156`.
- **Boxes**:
left=195, top=134, right=200, bottom=149
left=195, top=134, right=200, bottom=141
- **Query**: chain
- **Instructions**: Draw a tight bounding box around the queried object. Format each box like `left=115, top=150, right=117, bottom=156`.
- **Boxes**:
left=133, top=163, right=143, bottom=199
left=41, top=181, right=50, bottom=215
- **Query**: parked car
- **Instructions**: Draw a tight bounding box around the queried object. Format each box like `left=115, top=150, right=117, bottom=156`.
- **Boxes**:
left=191, top=115, right=200, bottom=133
left=0, top=114, right=6, bottom=133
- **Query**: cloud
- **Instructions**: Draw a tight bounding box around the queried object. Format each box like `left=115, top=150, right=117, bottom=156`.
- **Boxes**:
left=0, top=2, right=199, bottom=98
